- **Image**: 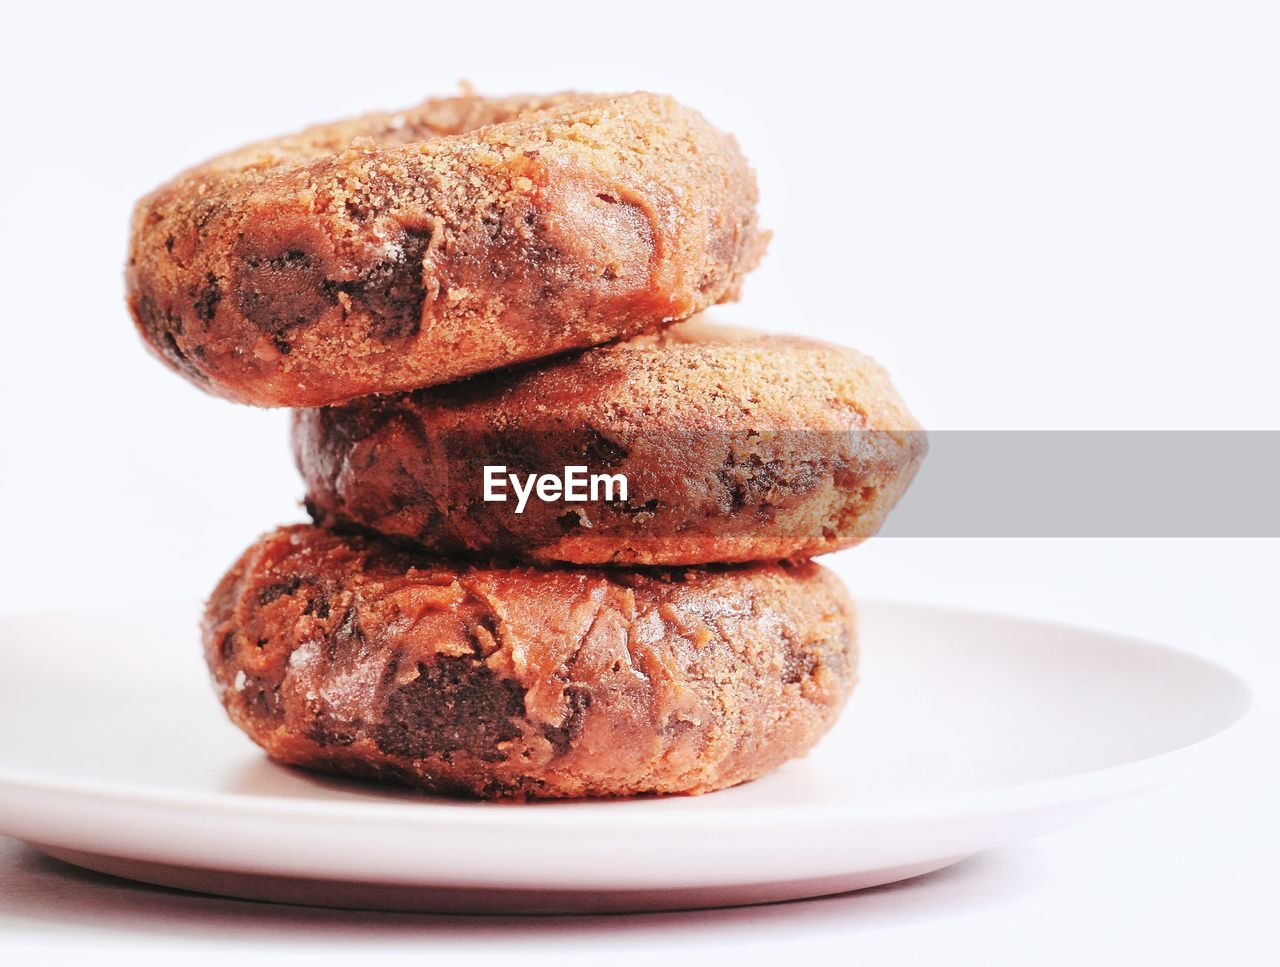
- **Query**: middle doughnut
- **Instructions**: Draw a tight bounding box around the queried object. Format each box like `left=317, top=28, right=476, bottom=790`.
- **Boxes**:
left=294, top=320, right=926, bottom=566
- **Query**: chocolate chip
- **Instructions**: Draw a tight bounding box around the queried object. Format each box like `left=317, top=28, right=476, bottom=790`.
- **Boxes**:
left=256, top=576, right=302, bottom=606
left=193, top=273, right=221, bottom=322
left=303, top=594, right=331, bottom=619
left=717, top=452, right=820, bottom=512
left=541, top=686, right=590, bottom=756
left=583, top=427, right=629, bottom=466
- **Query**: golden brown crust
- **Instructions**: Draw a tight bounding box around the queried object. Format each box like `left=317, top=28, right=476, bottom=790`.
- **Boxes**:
left=203, top=525, right=857, bottom=799
left=293, top=320, right=926, bottom=565
left=128, top=91, right=766, bottom=407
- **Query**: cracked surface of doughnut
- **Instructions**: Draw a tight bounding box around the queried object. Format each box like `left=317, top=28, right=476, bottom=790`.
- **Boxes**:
left=204, top=525, right=857, bottom=799
left=128, top=92, right=766, bottom=406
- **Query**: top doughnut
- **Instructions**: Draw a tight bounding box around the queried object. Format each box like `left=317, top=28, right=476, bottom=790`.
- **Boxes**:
left=126, top=91, right=767, bottom=407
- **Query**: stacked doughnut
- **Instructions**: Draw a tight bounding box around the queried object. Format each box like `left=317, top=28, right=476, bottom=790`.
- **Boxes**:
left=127, top=91, right=924, bottom=799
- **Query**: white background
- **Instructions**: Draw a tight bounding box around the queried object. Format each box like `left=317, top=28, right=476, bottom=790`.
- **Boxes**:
left=1, top=1, right=1277, bottom=963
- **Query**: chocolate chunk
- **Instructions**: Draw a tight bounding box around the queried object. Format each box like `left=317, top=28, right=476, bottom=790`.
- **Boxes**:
left=375, top=658, right=525, bottom=763
left=236, top=248, right=331, bottom=335
left=330, top=227, right=431, bottom=340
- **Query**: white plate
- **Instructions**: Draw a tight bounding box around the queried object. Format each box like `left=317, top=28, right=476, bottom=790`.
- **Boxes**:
left=0, top=599, right=1249, bottom=914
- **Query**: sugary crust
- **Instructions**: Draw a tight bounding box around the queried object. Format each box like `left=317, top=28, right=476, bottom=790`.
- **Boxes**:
left=294, top=320, right=926, bottom=565
left=203, top=525, right=857, bottom=799
left=128, top=91, right=766, bottom=407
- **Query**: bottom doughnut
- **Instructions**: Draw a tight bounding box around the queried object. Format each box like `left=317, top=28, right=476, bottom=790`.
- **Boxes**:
left=203, top=525, right=857, bottom=800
